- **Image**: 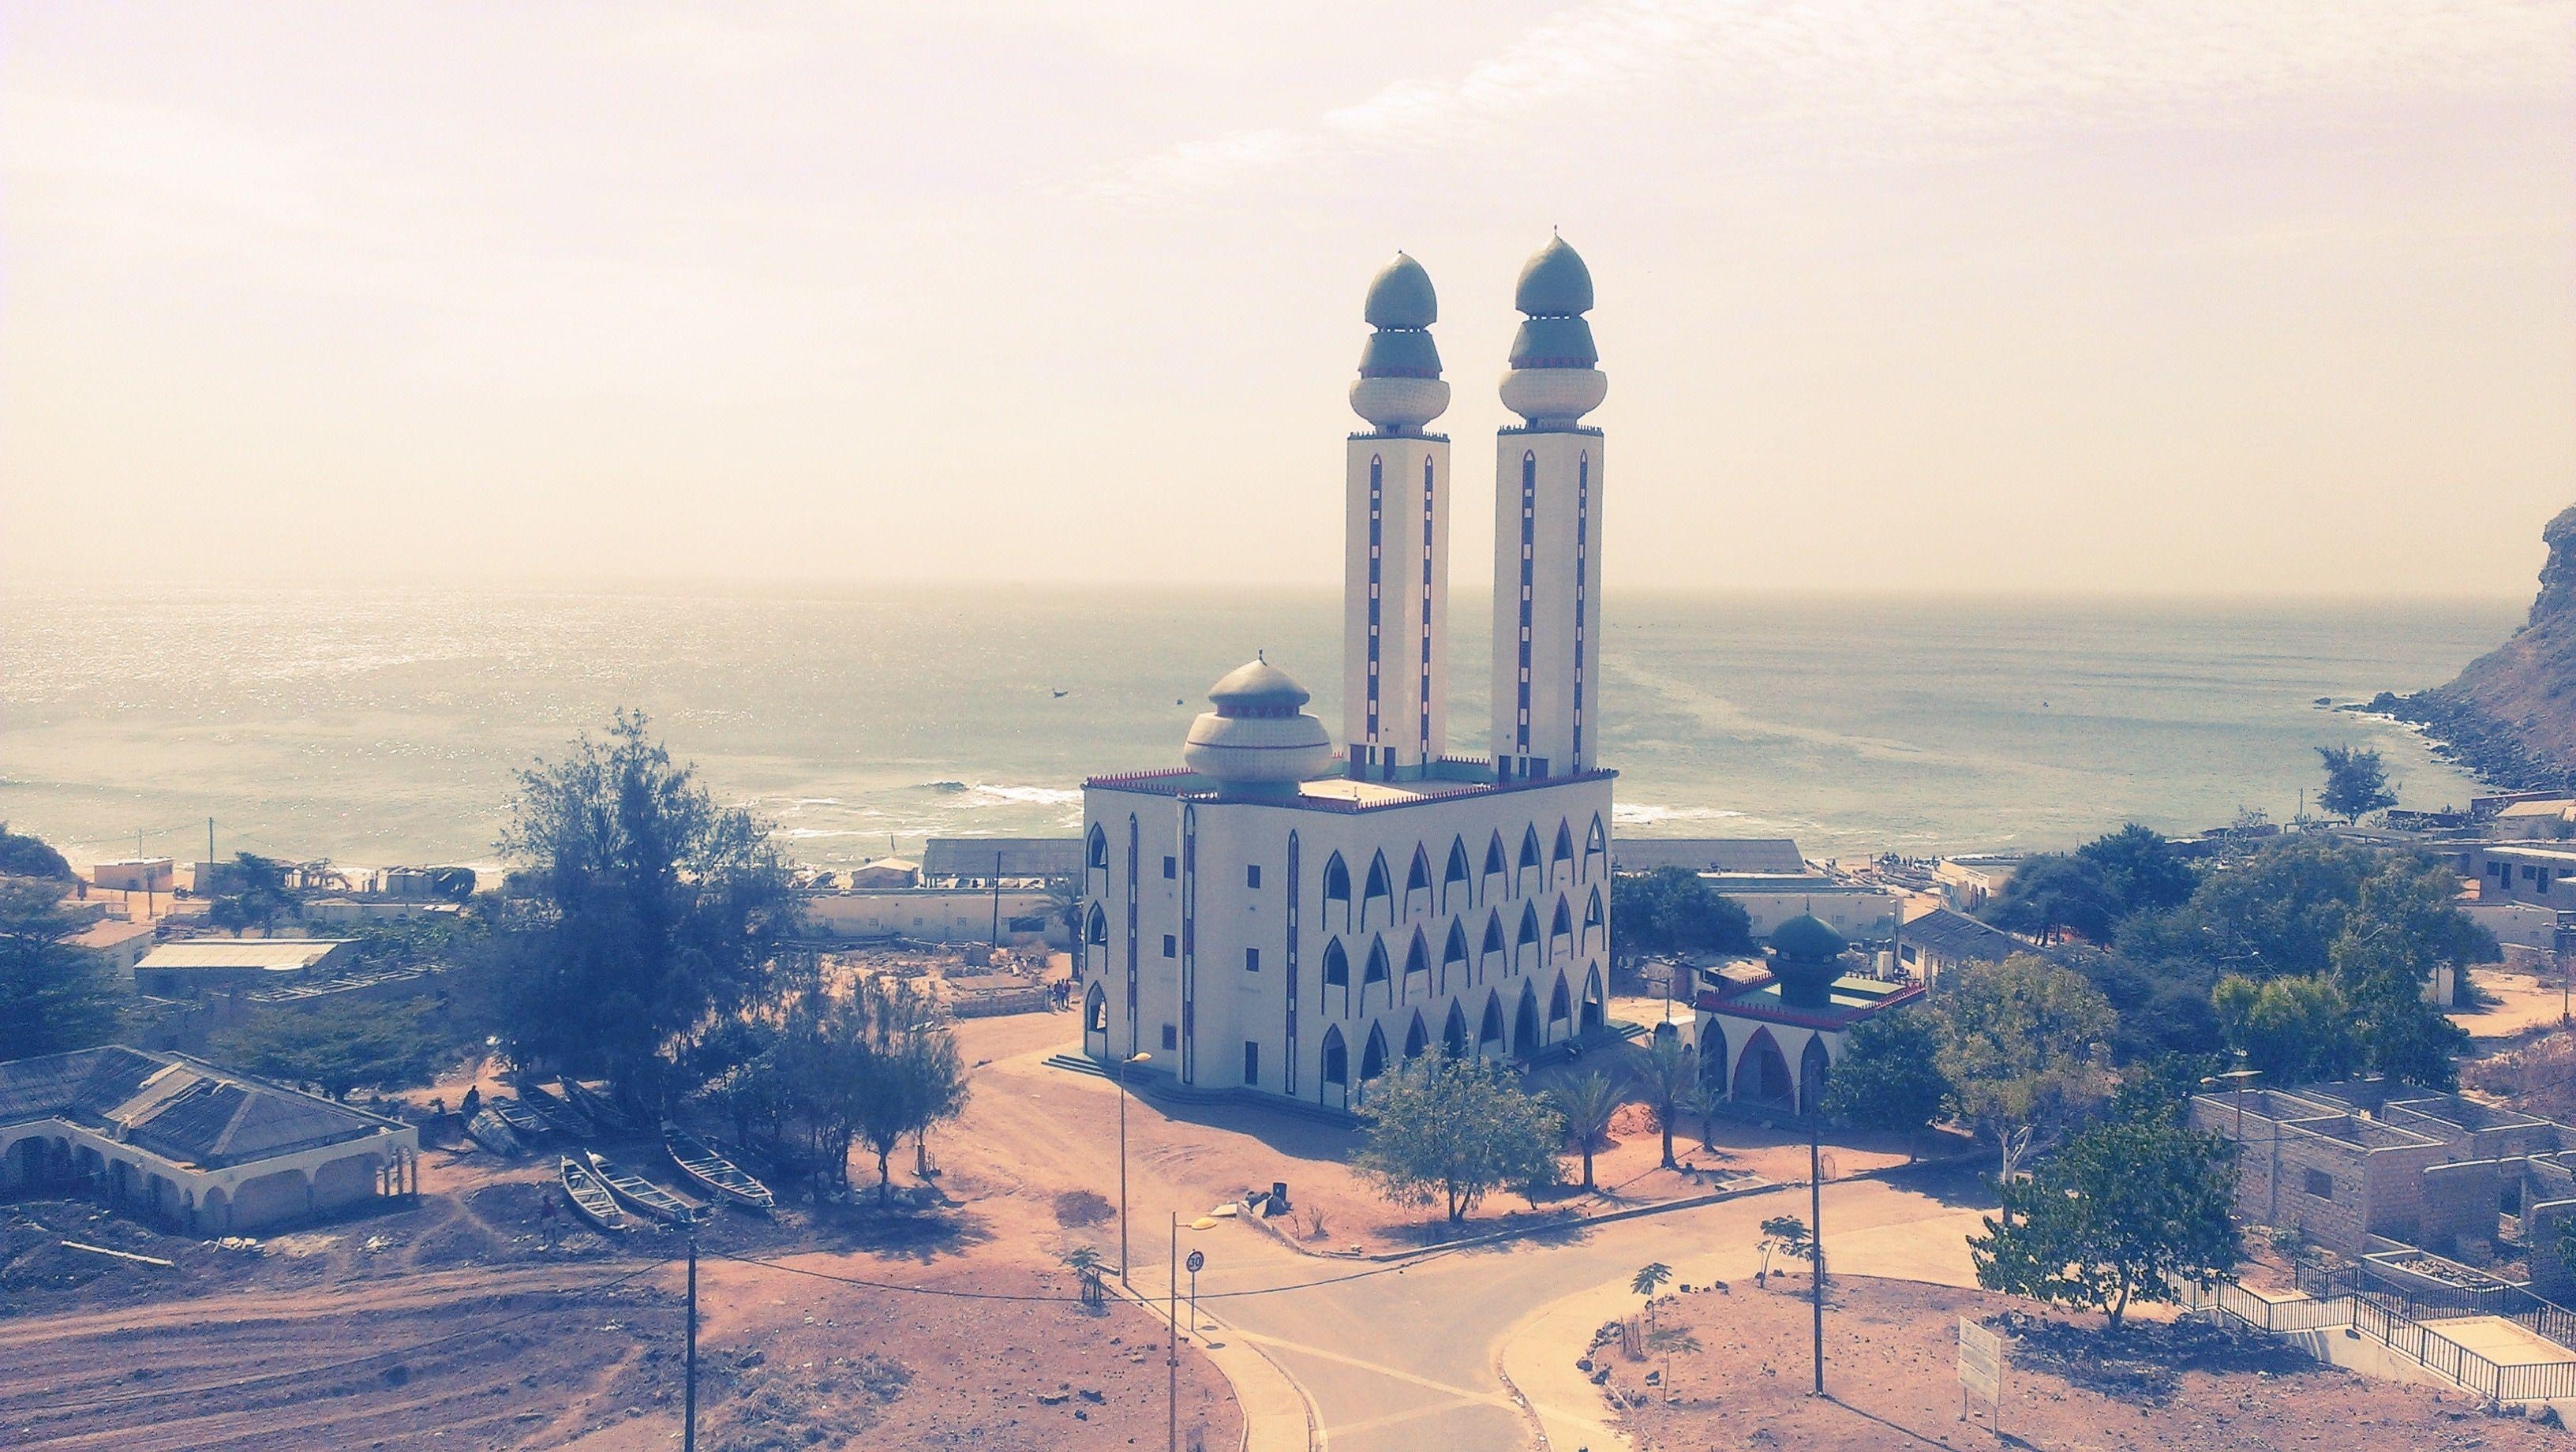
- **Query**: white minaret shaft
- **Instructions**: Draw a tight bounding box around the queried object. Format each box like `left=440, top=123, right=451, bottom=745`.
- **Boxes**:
left=1491, top=236, right=1608, bottom=780
left=1344, top=253, right=1452, bottom=781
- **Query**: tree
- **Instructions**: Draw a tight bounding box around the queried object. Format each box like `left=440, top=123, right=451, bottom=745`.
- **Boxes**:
left=1970, top=1109, right=2241, bottom=1330
left=2318, top=745, right=2398, bottom=823
left=1818, top=1009, right=1949, bottom=1156
left=1609, top=868, right=1754, bottom=964
left=2076, top=825, right=2198, bottom=919
left=1931, top=953, right=2117, bottom=1215
left=1631, top=1261, right=1672, bottom=1334
left=1551, top=1071, right=1624, bottom=1192
left=1757, top=1214, right=1814, bottom=1288
left=0, top=881, right=124, bottom=1060
left=495, top=711, right=798, bottom=1106
left=1981, top=854, right=2119, bottom=945
left=1638, top=1036, right=1698, bottom=1169
left=2211, top=974, right=2361, bottom=1083
left=0, top=829, right=73, bottom=881
left=1043, top=879, right=1084, bottom=946
left=212, top=999, right=445, bottom=1100
left=2118, top=836, right=2378, bottom=981
left=210, top=852, right=298, bottom=935
left=1354, top=1057, right=1563, bottom=1222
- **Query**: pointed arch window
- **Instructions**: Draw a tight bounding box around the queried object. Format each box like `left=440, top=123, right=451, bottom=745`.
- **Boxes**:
left=1363, top=938, right=1391, bottom=1009
left=1362, top=851, right=1394, bottom=929
left=1322, top=1027, right=1349, bottom=1087
left=1403, top=930, right=1429, bottom=982
left=1443, top=1002, right=1470, bottom=1057
left=1443, top=837, right=1473, bottom=911
left=1086, top=824, right=1109, bottom=874
left=1481, top=911, right=1507, bottom=973
left=1403, top=1012, right=1428, bottom=1060
left=1583, top=815, right=1608, bottom=879
left=1404, top=846, right=1432, bottom=917
left=1516, top=901, right=1541, bottom=971
left=1479, top=992, right=1507, bottom=1049
left=1322, top=939, right=1350, bottom=990
left=1323, top=852, right=1351, bottom=929
left=1442, top=921, right=1470, bottom=986
left=1548, top=972, right=1571, bottom=1024
left=1518, top=825, right=1543, bottom=894
left=1484, top=832, right=1508, bottom=889
left=1552, top=821, right=1575, bottom=875
left=1549, top=896, right=1574, bottom=959
left=1582, top=887, right=1604, bottom=951
left=1361, top=1024, right=1389, bottom=1082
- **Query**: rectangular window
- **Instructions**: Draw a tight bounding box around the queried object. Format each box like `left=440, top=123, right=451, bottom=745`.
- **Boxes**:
left=1162, top=934, right=1177, bottom=958
left=1242, top=1041, right=1260, bottom=1084
left=1245, top=947, right=1260, bottom=973
left=1164, top=855, right=1178, bottom=879
left=1246, top=864, right=1262, bottom=889
left=1161, top=1024, right=1178, bottom=1051
left=2304, top=1169, right=2334, bottom=1200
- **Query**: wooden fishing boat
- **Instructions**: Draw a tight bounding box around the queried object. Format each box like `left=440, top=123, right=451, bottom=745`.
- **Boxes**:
left=560, top=1155, right=626, bottom=1232
left=664, top=1124, right=774, bottom=1212
left=466, top=1109, right=524, bottom=1157
left=560, top=1079, right=638, bottom=1135
left=489, top=1098, right=548, bottom=1139
left=586, top=1151, right=698, bottom=1226
left=519, top=1083, right=593, bottom=1139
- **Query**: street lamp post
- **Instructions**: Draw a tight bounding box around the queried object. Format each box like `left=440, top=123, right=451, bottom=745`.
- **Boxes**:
left=1118, top=1050, right=1150, bottom=1288
left=1809, top=1105, right=1825, bottom=1398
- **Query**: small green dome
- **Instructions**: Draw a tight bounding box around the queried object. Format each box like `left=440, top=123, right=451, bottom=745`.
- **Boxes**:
left=1359, top=329, right=1442, bottom=380
left=1767, top=915, right=1847, bottom=964
left=1514, top=235, right=1593, bottom=316
left=1364, top=253, right=1437, bottom=330
left=1507, top=316, right=1597, bottom=369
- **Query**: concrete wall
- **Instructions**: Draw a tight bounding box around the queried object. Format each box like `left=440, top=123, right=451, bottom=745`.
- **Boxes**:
left=796, top=888, right=1064, bottom=946
left=2417, top=1158, right=2507, bottom=1258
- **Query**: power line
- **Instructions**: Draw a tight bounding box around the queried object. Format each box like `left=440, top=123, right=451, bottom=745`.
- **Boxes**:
left=701, top=1241, right=1450, bottom=1304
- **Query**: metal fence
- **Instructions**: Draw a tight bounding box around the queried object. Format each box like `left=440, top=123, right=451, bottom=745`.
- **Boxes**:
left=2181, top=1270, right=2576, bottom=1405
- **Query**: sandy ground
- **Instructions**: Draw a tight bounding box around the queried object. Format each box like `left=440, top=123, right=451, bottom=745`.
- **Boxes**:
left=1608, top=1274, right=2567, bottom=1451
left=2459, top=969, right=2574, bottom=1042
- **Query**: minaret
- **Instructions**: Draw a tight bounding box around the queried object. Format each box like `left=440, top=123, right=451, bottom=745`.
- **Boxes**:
left=1344, top=253, right=1453, bottom=781
left=1491, top=235, right=1607, bottom=780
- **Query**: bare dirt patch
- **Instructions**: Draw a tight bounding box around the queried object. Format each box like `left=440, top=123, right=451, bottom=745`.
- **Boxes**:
left=1605, top=1273, right=2566, bottom=1450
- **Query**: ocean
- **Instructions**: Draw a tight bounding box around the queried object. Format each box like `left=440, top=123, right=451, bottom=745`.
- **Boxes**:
left=0, top=584, right=2520, bottom=874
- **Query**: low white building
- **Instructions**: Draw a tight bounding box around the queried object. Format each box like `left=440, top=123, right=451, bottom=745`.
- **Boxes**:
left=798, top=887, right=1063, bottom=946
left=69, top=919, right=158, bottom=978
left=1705, top=875, right=1898, bottom=941
left=89, top=859, right=174, bottom=893
left=132, top=938, right=355, bottom=995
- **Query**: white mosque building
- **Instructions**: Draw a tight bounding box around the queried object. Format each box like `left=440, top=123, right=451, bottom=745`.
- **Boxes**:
left=1077, top=238, right=1617, bottom=1111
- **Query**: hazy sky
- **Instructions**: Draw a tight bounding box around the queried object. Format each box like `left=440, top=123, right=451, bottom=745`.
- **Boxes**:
left=5, top=2, right=2571, bottom=595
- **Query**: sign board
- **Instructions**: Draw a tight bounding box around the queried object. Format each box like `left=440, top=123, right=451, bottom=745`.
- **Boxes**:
left=1957, top=1318, right=2005, bottom=1409
left=1185, top=1250, right=1206, bottom=1274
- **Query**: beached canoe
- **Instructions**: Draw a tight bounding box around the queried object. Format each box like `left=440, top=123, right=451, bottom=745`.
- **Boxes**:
left=519, top=1083, right=594, bottom=1139
left=489, top=1098, right=548, bottom=1138
left=665, top=1125, right=774, bottom=1212
left=560, top=1155, right=627, bottom=1232
left=561, top=1079, right=638, bottom=1134
left=586, top=1151, right=698, bottom=1226
left=466, top=1109, right=524, bottom=1157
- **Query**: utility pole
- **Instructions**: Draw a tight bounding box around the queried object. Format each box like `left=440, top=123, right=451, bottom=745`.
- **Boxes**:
left=1167, top=1212, right=1180, bottom=1452
left=683, top=1236, right=699, bottom=1452
left=1810, top=1106, right=1825, bottom=1398
left=208, top=818, right=216, bottom=876
left=991, top=851, right=1003, bottom=946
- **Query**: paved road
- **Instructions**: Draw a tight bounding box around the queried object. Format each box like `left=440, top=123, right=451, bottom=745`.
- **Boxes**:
left=1142, top=1177, right=1980, bottom=1451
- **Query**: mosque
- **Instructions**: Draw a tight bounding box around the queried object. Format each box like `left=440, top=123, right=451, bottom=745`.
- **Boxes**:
left=1077, top=237, right=1618, bottom=1110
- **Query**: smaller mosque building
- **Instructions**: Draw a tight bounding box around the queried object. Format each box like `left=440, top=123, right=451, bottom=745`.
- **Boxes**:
left=1693, top=915, right=1923, bottom=1115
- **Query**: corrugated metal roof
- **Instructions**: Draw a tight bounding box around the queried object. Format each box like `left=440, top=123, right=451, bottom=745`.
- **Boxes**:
left=920, top=837, right=1084, bottom=881
left=1611, top=837, right=1806, bottom=874
left=1900, top=908, right=2031, bottom=964
left=0, top=1046, right=396, bottom=1168
left=135, top=939, right=350, bottom=972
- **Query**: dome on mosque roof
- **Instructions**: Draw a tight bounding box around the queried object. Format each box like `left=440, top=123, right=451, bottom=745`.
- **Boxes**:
left=1767, top=914, right=1848, bottom=964
left=1207, top=656, right=1310, bottom=712
left=1363, top=252, right=1438, bottom=330
left=1514, top=234, right=1593, bottom=317
left=1359, top=329, right=1443, bottom=380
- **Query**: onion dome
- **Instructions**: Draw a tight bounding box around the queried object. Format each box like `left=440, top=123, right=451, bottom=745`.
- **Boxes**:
left=1500, top=234, right=1605, bottom=428
left=1765, top=914, right=1848, bottom=1009
left=1515, top=234, right=1595, bottom=316
left=1351, top=251, right=1451, bottom=434
left=1184, top=655, right=1333, bottom=797
left=1364, top=252, right=1438, bottom=330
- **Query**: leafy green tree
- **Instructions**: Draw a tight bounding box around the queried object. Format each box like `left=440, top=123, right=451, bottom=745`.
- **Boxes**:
left=1970, top=1108, right=2241, bottom=1330
left=0, top=829, right=73, bottom=881
left=1609, top=868, right=1754, bottom=964
left=1819, top=1009, right=1949, bottom=1155
left=2317, top=745, right=2398, bottom=823
left=1638, top=1036, right=1698, bottom=1169
left=1982, top=854, right=2119, bottom=945
left=212, top=999, right=444, bottom=1100
left=495, top=711, right=798, bottom=1106
left=1551, top=1070, right=1624, bottom=1191
left=2211, top=973, right=2361, bottom=1083
left=2076, top=824, right=2198, bottom=918
left=1354, top=1057, right=1563, bottom=1222
left=2059, top=944, right=2221, bottom=1065
left=0, top=881, right=124, bottom=1059
left=210, top=852, right=298, bottom=935
left=2117, top=836, right=2378, bottom=980
left=1931, top=953, right=2117, bottom=1211
left=846, top=978, right=969, bottom=1205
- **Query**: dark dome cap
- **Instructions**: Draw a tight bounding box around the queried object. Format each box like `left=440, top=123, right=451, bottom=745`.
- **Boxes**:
left=1208, top=655, right=1311, bottom=709
left=1515, top=234, right=1593, bottom=317
left=1364, top=253, right=1437, bottom=330
left=1766, top=914, right=1848, bottom=963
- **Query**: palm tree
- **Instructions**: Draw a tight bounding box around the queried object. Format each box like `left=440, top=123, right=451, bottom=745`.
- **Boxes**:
left=1679, top=1082, right=1720, bottom=1153
left=1631, top=1260, right=1673, bottom=1334
left=1647, top=1325, right=1702, bottom=1398
left=1552, top=1072, right=1624, bottom=1192
left=1640, top=1037, right=1698, bottom=1169
left=1043, top=879, right=1084, bottom=946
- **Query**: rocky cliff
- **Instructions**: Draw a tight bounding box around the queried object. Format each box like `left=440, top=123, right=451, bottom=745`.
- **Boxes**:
left=2375, top=506, right=2576, bottom=791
